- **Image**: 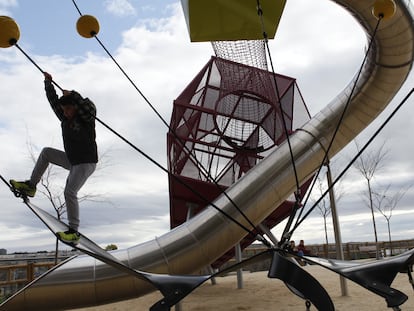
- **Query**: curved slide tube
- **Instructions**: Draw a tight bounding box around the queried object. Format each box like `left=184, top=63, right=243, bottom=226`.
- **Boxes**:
left=2, top=0, right=414, bottom=310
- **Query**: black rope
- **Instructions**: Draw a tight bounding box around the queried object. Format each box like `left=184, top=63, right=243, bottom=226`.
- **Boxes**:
left=407, top=264, right=414, bottom=290
left=71, top=0, right=82, bottom=16
left=292, top=86, right=414, bottom=232
left=70, top=0, right=271, bottom=246
left=256, top=0, right=302, bottom=248
left=95, top=113, right=271, bottom=246
left=0, top=175, right=12, bottom=190
left=281, top=13, right=384, bottom=242
left=256, top=0, right=301, bottom=195
left=7, top=38, right=271, bottom=248
left=0, top=174, right=26, bottom=200
left=291, top=15, right=383, bottom=231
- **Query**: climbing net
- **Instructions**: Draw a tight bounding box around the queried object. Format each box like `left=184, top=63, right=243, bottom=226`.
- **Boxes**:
left=211, top=39, right=268, bottom=70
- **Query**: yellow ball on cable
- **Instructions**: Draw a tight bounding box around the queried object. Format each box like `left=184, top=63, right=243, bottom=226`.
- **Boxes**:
left=0, top=16, right=20, bottom=48
left=76, top=15, right=100, bottom=38
left=372, top=0, right=396, bottom=21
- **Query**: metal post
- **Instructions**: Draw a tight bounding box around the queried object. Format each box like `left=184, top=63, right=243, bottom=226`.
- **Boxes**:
left=207, top=265, right=216, bottom=285
left=326, top=163, right=348, bottom=296
left=258, top=223, right=279, bottom=245
left=186, top=203, right=216, bottom=284
left=235, top=243, right=243, bottom=289
left=174, top=302, right=182, bottom=311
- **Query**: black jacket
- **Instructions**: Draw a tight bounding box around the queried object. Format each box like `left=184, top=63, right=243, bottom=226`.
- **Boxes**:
left=45, top=80, right=98, bottom=165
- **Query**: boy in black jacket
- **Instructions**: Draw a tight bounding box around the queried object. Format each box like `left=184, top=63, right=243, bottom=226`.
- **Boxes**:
left=11, top=72, right=98, bottom=243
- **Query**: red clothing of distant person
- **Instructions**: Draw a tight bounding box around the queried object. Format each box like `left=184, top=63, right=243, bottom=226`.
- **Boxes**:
left=297, top=239, right=309, bottom=256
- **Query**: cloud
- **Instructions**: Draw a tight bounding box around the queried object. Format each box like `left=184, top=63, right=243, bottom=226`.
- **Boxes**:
left=0, top=2, right=210, bottom=253
left=0, top=0, right=17, bottom=14
left=1, top=0, right=414, bottom=254
left=269, top=0, right=366, bottom=114
left=104, top=0, right=136, bottom=17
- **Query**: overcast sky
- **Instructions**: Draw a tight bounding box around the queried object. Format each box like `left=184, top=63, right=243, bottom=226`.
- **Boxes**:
left=1, top=0, right=414, bottom=254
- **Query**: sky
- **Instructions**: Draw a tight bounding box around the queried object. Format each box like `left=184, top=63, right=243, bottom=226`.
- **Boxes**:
left=1, top=0, right=414, bottom=254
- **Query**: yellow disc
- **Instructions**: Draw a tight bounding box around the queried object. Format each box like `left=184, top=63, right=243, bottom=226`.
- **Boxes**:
left=0, top=16, right=20, bottom=48
left=76, top=15, right=100, bottom=38
left=372, top=0, right=396, bottom=21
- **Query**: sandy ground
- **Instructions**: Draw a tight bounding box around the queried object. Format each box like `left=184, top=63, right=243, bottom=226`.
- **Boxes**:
left=72, top=264, right=414, bottom=311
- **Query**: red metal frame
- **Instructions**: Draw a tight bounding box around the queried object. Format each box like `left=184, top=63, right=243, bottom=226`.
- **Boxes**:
left=167, top=56, right=311, bottom=266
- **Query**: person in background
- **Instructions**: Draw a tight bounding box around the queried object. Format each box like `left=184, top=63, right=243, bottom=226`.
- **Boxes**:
left=297, top=239, right=308, bottom=257
left=287, top=240, right=297, bottom=254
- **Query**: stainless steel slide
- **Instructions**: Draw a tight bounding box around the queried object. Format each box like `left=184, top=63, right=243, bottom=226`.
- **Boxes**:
left=2, top=0, right=414, bottom=310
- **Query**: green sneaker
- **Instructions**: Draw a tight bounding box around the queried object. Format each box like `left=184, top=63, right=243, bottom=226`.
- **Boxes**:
left=10, top=180, right=36, bottom=197
left=57, top=230, right=80, bottom=244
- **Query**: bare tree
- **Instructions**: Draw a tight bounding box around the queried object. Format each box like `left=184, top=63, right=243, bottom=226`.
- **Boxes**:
left=373, top=184, right=411, bottom=256
left=311, top=167, right=343, bottom=251
left=353, top=141, right=388, bottom=259
left=313, top=177, right=331, bottom=246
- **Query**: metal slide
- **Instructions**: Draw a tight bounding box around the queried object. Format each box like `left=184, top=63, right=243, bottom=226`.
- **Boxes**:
left=2, top=0, right=414, bottom=310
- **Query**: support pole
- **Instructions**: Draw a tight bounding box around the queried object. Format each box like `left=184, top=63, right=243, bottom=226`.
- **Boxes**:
left=326, top=163, right=348, bottom=296
left=258, top=223, right=279, bottom=245
left=174, top=302, right=182, bottom=311
left=235, top=243, right=243, bottom=289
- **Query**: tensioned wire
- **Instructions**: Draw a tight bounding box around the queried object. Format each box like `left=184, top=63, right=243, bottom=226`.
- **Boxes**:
left=71, top=0, right=389, bottom=250
left=0, top=4, right=273, bottom=248
left=69, top=2, right=414, bottom=287
left=72, top=2, right=414, bottom=254
left=1, top=0, right=410, bottom=276
left=5, top=1, right=403, bottom=253
left=289, top=14, right=385, bottom=236
left=0, top=46, right=268, bottom=247
left=255, top=0, right=304, bottom=248
left=255, top=0, right=397, bottom=247
left=69, top=0, right=275, bottom=246
left=292, top=86, right=414, bottom=232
